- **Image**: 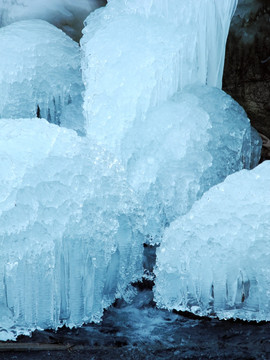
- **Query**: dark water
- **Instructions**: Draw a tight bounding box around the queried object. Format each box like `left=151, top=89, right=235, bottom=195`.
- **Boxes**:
left=1, top=286, right=270, bottom=360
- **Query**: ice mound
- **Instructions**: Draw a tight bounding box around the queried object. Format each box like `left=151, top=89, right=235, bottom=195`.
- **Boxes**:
left=82, top=0, right=237, bottom=150
left=0, top=118, right=144, bottom=341
left=154, top=161, right=270, bottom=321
left=115, top=86, right=260, bottom=242
left=0, top=20, right=85, bottom=134
left=0, top=0, right=106, bottom=42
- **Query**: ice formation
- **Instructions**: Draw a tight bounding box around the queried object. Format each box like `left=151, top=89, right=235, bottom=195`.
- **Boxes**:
left=82, top=0, right=238, bottom=151
left=106, top=85, right=261, bottom=242
left=1, top=0, right=265, bottom=340
left=154, top=161, right=270, bottom=321
left=0, top=20, right=85, bottom=134
left=81, top=0, right=260, bottom=242
left=0, top=0, right=106, bottom=41
left=0, top=118, right=144, bottom=341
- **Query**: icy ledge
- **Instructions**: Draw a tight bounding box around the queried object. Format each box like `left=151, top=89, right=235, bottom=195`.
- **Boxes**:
left=154, top=161, right=270, bottom=322
left=0, top=118, right=144, bottom=341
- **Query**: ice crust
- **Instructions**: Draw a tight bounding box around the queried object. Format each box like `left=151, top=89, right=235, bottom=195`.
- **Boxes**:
left=154, top=161, right=270, bottom=321
left=0, top=20, right=85, bottom=134
left=0, top=0, right=106, bottom=41
left=82, top=0, right=238, bottom=151
left=0, top=118, right=144, bottom=340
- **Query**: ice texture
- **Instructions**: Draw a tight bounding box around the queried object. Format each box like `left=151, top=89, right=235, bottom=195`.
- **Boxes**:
left=98, top=85, right=261, bottom=242
left=82, top=0, right=238, bottom=150
left=81, top=0, right=259, bottom=243
left=0, top=0, right=106, bottom=41
left=0, top=20, right=85, bottom=134
left=154, top=161, right=270, bottom=321
left=0, top=118, right=144, bottom=341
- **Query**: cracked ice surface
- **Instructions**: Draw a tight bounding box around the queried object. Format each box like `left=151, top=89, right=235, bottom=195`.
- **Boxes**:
left=0, top=118, right=144, bottom=341
left=0, top=20, right=85, bottom=134
left=154, top=161, right=270, bottom=321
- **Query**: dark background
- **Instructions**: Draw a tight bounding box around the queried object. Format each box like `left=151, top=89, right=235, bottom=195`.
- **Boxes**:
left=223, top=0, right=270, bottom=141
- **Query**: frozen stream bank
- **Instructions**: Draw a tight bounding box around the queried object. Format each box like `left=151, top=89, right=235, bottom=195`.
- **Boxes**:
left=1, top=288, right=270, bottom=360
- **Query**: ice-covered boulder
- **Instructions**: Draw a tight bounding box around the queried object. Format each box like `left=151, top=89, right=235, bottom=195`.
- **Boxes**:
left=116, top=86, right=260, bottom=242
left=0, top=118, right=144, bottom=341
left=82, top=0, right=238, bottom=150
left=154, top=161, right=270, bottom=321
left=0, top=0, right=106, bottom=42
left=0, top=20, right=85, bottom=134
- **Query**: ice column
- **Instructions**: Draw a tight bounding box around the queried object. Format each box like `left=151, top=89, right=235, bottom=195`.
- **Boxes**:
left=82, top=0, right=238, bottom=151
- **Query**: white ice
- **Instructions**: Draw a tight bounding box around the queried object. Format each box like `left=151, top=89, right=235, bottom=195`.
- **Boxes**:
left=0, top=0, right=106, bottom=41
left=0, top=118, right=144, bottom=341
left=154, top=161, right=270, bottom=322
left=0, top=20, right=85, bottom=134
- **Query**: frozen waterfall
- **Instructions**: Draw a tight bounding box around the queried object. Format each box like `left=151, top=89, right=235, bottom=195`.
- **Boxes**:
left=0, top=0, right=267, bottom=341
left=82, top=0, right=259, bottom=242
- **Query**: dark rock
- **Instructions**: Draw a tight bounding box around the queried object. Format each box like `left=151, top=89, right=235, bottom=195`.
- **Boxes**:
left=223, top=0, right=270, bottom=140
